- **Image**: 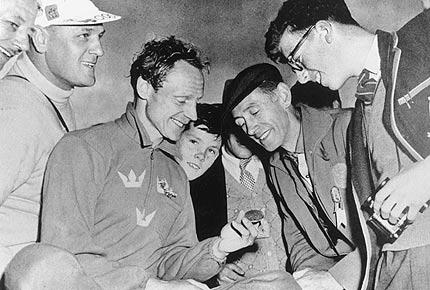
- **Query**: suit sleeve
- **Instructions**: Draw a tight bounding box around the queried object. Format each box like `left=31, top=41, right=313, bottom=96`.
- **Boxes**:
left=40, top=135, right=152, bottom=290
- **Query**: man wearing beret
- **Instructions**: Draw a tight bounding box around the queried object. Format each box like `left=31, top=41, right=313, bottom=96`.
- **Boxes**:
left=222, top=63, right=366, bottom=290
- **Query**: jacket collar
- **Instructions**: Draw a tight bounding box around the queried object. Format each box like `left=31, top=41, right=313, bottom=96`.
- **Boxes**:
left=12, top=53, right=74, bottom=105
left=270, top=105, right=334, bottom=171
left=375, top=30, right=394, bottom=89
left=116, top=102, right=179, bottom=157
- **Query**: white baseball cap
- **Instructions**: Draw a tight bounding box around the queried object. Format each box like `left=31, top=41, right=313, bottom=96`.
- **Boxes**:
left=35, top=0, right=121, bottom=27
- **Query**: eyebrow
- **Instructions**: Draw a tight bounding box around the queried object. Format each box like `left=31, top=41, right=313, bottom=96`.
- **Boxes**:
left=81, top=27, right=106, bottom=34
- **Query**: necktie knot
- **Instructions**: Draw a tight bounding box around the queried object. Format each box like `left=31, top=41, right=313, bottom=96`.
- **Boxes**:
left=239, top=157, right=252, bottom=170
left=356, top=69, right=378, bottom=105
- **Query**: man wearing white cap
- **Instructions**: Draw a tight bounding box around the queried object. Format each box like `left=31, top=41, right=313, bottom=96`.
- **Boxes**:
left=0, top=0, right=120, bottom=274
left=0, top=0, right=39, bottom=78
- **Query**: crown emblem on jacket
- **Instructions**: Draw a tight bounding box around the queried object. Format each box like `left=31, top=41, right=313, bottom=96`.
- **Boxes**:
left=156, top=176, right=177, bottom=199
left=136, top=208, right=157, bottom=227
left=118, top=169, right=146, bottom=188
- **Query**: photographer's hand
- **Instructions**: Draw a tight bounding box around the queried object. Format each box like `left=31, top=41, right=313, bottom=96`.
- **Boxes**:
left=373, top=156, right=430, bottom=224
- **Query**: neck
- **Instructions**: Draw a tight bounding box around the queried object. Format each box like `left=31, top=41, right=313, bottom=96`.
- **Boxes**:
left=27, top=50, right=73, bottom=91
left=135, top=98, right=163, bottom=143
left=340, top=25, right=375, bottom=77
left=281, top=107, right=302, bottom=152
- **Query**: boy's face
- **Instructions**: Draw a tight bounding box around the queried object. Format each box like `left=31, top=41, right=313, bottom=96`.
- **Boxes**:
left=177, top=123, right=221, bottom=181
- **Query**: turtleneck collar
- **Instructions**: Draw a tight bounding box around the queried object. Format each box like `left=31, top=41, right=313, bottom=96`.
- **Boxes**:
left=14, top=53, right=74, bottom=107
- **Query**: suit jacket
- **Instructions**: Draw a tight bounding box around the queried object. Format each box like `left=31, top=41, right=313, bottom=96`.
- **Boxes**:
left=267, top=106, right=365, bottom=289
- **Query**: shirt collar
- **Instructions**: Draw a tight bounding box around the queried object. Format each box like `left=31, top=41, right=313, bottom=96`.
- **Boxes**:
left=13, top=53, right=73, bottom=106
left=362, top=35, right=381, bottom=79
left=221, top=145, right=262, bottom=182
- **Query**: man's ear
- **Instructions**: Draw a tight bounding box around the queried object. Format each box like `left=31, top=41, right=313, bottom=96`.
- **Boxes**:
left=30, top=26, right=49, bottom=54
left=276, top=82, right=292, bottom=110
left=315, top=20, right=333, bottom=44
left=136, top=77, right=154, bottom=100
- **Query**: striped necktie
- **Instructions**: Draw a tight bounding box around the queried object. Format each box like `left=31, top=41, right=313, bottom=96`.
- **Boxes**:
left=355, top=69, right=378, bottom=105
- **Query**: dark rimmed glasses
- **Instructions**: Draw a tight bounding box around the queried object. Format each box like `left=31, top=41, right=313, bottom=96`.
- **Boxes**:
left=286, top=25, right=315, bottom=72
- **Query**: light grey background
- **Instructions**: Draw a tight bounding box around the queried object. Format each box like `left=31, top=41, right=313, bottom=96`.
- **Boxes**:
left=73, top=0, right=424, bottom=129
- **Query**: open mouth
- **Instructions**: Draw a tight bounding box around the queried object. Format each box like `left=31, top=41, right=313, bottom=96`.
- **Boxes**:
left=259, top=129, right=271, bottom=141
left=187, top=162, right=200, bottom=170
left=172, top=118, right=185, bottom=128
left=82, top=61, right=96, bottom=68
left=0, top=46, right=13, bottom=58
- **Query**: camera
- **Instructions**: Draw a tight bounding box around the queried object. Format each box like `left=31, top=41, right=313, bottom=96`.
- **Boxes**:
left=361, top=178, right=408, bottom=243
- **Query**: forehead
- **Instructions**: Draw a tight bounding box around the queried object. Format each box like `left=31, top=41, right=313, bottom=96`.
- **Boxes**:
left=50, top=24, right=105, bottom=36
left=162, top=60, right=204, bottom=98
left=232, top=88, right=271, bottom=116
left=279, top=29, right=303, bottom=57
left=0, top=0, right=37, bottom=21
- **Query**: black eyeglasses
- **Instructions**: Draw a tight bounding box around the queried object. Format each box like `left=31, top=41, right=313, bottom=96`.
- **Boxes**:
left=286, top=25, right=315, bottom=72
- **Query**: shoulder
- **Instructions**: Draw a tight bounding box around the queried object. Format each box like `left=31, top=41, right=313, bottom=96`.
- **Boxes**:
left=58, top=121, right=118, bottom=157
left=0, top=76, right=43, bottom=107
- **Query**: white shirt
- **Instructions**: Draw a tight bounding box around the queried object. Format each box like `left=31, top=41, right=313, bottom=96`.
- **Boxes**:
left=221, top=146, right=262, bottom=183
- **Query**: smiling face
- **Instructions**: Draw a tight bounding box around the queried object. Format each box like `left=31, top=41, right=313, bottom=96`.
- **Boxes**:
left=278, top=23, right=351, bottom=90
left=0, top=0, right=37, bottom=68
left=232, top=88, right=290, bottom=152
left=145, top=60, right=204, bottom=142
left=44, top=24, right=105, bottom=90
left=177, top=123, right=221, bottom=180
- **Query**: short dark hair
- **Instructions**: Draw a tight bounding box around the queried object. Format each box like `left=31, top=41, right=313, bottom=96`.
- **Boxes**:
left=130, top=36, right=209, bottom=98
left=265, top=0, right=359, bottom=64
left=186, top=103, right=222, bottom=136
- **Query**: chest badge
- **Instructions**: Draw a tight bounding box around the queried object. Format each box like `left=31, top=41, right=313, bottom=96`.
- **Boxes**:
left=136, top=208, right=157, bottom=227
left=157, top=176, right=177, bottom=199
left=118, top=169, right=146, bottom=188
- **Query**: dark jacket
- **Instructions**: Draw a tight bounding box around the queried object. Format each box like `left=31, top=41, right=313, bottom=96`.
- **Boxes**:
left=379, top=9, right=430, bottom=161
left=190, top=156, right=228, bottom=241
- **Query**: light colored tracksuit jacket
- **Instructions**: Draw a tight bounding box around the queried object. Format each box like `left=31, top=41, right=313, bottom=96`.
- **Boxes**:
left=41, top=103, right=223, bottom=289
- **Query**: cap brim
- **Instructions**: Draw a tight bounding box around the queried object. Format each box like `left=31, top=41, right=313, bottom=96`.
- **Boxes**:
left=41, top=11, right=121, bottom=26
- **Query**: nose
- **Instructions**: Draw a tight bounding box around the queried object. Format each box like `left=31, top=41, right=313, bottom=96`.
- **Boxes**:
left=246, top=118, right=259, bottom=136
left=89, top=39, right=104, bottom=57
left=194, top=150, right=205, bottom=162
left=295, top=68, right=317, bottom=84
left=184, top=100, right=198, bottom=121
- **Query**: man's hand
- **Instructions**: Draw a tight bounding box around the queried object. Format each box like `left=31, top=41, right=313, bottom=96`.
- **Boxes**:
left=293, top=269, right=343, bottom=290
left=145, top=278, right=208, bottom=290
left=373, top=157, right=430, bottom=224
left=218, top=263, right=245, bottom=284
left=218, top=210, right=258, bottom=254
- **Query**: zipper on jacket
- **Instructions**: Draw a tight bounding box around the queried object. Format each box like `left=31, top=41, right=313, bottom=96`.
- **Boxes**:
left=144, top=149, right=155, bottom=206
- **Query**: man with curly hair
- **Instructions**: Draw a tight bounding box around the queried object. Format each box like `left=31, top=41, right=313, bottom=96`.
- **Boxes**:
left=265, top=0, right=430, bottom=289
left=39, top=36, right=259, bottom=289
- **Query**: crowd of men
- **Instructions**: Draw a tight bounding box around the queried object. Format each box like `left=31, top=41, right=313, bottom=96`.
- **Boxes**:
left=0, top=0, right=429, bottom=289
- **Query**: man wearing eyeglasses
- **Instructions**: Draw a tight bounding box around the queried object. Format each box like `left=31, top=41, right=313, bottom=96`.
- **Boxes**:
left=266, top=0, right=430, bottom=289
